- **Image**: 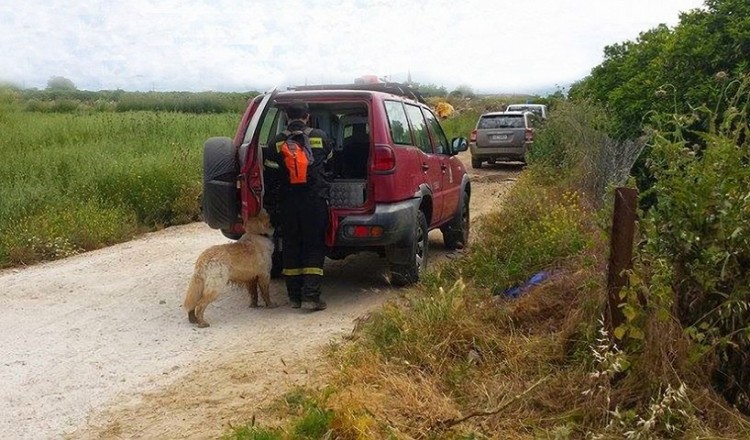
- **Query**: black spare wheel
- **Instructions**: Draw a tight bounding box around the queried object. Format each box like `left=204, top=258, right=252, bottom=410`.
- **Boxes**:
left=202, top=137, right=240, bottom=230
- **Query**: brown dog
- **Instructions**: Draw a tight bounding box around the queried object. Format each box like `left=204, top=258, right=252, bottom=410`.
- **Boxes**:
left=183, top=210, right=276, bottom=327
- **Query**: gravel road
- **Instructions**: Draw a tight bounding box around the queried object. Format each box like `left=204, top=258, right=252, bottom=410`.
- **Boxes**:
left=0, top=153, right=520, bottom=439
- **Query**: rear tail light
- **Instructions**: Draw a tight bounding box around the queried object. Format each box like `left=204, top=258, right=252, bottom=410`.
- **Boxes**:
left=525, top=128, right=534, bottom=142
left=373, top=144, right=396, bottom=173
left=345, top=225, right=384, bottom=238
left=470, top=129, right=477, bottom=142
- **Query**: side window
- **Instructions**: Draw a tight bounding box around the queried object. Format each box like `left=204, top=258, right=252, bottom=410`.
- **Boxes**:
left=384, top=100, right=412, bottom=145
left=423, top=109, right=449, bottom=155
left=404, top=104, right=431, bottom=154
left=258, top=107, right=280, bottom=147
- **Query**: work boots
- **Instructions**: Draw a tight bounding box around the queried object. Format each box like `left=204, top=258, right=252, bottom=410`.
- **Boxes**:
left=306, top=299, right=327, bottom=311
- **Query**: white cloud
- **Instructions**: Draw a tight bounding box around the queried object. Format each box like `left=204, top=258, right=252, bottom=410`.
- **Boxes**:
left=0, top=0, right=705, bottom=93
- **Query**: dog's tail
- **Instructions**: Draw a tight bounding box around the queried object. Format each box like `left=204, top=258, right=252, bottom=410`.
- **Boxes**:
left=183, top=272, right=204, bottom=315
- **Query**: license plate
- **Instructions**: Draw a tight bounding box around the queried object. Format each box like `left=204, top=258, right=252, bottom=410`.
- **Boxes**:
left=491, top=134, right=508, bottom=141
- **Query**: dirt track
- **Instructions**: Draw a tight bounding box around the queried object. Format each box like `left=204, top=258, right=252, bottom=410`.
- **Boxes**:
left=0, top=152, right=520, bottom=439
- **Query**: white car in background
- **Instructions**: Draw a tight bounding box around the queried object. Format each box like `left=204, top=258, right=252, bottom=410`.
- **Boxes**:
left=505, top=103, right=547, bottom=119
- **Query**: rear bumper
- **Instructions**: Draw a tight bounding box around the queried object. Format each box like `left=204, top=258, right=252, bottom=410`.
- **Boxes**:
left=470, top=143, right=529, bottom=159
left=333, top=198, right=419, bottom=247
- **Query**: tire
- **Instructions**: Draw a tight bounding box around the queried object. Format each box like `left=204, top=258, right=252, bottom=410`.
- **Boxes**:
left=471, top=157, right=482, bottom=169
left=389, top=210, right=429, bottom=286
left=202, top=137, right=240, bottom=229
left=442, top=192, right=470, bottom=250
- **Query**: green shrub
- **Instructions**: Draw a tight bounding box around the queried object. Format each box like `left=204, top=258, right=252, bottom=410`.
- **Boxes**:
left=291, top=405, right=333, bottom=439
left=115, top=91, right=252, bottom=113
left=223, top=426, right=283, bottom=440
left=0, top=201, right=138, bottom=264
left=527, top=99, right=644, bottom=203
left=455, top=178, right=591, bottom=292
left=637, top=103, right=750, bottom=412
left=49, top=99, right=80, bottom=113
left=224, top=388, right=333, bottom=440
left=569, top=1, right=750, bottom=139
left=0, top=109, right=238, bottom=267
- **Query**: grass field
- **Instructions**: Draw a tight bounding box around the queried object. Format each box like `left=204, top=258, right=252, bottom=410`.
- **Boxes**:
left=0, top=92, right=519, bottom=268
left=0, top=109, right=239, bottom=267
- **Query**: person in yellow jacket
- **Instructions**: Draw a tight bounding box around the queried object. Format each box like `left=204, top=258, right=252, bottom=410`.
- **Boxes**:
left=435, top=101, right=454, bottom=119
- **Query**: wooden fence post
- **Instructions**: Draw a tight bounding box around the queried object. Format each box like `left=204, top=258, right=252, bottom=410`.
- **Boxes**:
left=606, top=187, right=638, bottom=339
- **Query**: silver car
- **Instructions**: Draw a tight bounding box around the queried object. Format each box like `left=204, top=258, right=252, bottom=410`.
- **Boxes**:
left=505, top=103, right=548, bottom=119
left=469, top=111, right=537, bottom=168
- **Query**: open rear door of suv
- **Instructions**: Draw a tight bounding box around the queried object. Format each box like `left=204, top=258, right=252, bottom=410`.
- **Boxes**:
left=236, top=90, right=276, bottom=225
left=201, top=90, right=276, bottom=238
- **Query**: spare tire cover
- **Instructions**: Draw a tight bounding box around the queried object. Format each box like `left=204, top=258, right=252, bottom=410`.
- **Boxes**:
left=202, top=137, right=240, bottom=229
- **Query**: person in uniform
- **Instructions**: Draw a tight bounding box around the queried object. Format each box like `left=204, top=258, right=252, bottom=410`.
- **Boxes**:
left=264, top=102, right=332, bottom=311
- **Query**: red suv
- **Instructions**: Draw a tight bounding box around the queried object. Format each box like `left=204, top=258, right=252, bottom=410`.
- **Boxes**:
left=201, top=83, right=470, bottom=285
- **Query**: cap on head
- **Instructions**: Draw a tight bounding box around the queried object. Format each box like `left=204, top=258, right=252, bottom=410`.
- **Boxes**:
left=285, top=101, right=309, bottom=120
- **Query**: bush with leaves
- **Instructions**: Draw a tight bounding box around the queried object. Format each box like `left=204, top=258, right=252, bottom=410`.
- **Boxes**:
left=638, top=96, right=750, bottom=412
left=527, top=99, right=645, bottom=204
left=570, top=0, right=750, bottom=139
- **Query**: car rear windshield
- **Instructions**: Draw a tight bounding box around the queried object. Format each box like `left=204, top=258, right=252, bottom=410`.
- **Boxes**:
left=478, top=115, right=524, bottom=129
left=507, top=105, right=543, bottom=117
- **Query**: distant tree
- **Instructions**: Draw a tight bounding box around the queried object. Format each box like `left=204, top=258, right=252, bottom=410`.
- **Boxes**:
left=449, top=84, right=475, bottom=99
left=414, top=83, right=448, bottom=98
left=569, top=0, right=750, bottom=138
left=46, top=76, right=77, bottom=91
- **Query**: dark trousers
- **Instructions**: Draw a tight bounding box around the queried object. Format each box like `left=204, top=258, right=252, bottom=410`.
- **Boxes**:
left=280, top=191, right=328, bottom=302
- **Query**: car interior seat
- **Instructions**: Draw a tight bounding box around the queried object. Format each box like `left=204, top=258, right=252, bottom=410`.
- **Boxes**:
left=339, top=122, right=369, bottom=178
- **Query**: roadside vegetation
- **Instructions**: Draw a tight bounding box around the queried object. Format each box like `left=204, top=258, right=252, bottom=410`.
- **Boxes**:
left=0, top=89, right=239, bottom=267
left=225, top=1, right=749, bottom=438
left=2, top=1, right=747, bottom=433
left=226, top=98, right=750, bottom=440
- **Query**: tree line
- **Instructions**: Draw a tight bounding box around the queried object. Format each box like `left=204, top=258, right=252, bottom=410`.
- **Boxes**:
left=3, top=79, right=257, bottom=114
left=569, top=0, right=749, bottom=139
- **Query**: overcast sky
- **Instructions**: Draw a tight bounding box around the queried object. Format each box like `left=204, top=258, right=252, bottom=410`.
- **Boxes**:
left=0, top=0, right=705, bottom=94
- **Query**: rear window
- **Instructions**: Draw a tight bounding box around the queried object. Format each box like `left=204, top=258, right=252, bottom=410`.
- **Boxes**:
left=478, top=115, right=524, bottom=129
left=507, top=105, right=544, bottom=117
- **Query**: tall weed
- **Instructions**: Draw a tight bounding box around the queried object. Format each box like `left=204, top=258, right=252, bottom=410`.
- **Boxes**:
left=0, top=109, right=238, bottom=266
left=528, top=100, right=645, bottom=204
left=455, top=177, right=591, bottom=292
left=636, top=95, right=750, bottom=413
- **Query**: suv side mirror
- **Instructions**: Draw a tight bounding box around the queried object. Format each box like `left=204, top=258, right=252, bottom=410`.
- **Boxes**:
left=451, top=137, right=468, bottom=154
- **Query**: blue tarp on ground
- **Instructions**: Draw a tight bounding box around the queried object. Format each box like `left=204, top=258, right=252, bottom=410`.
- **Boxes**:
left=500, top=271, right=549, bottom=298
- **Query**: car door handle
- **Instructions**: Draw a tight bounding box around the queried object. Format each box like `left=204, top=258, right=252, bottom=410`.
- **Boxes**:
left=421, top=163, right=430, bottom=171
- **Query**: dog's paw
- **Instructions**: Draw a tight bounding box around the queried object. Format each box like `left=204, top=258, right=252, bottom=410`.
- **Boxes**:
left=188, top=310, right=198, bottom=324
left=266, top=302, right=278, bottom=309
left=249, top=302, right=259, bottom=308
left=196, top=321, right=210, bottom=328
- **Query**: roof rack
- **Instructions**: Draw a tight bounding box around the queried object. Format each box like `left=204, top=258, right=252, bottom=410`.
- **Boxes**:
left=286, top=82, right=426, bottom=104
